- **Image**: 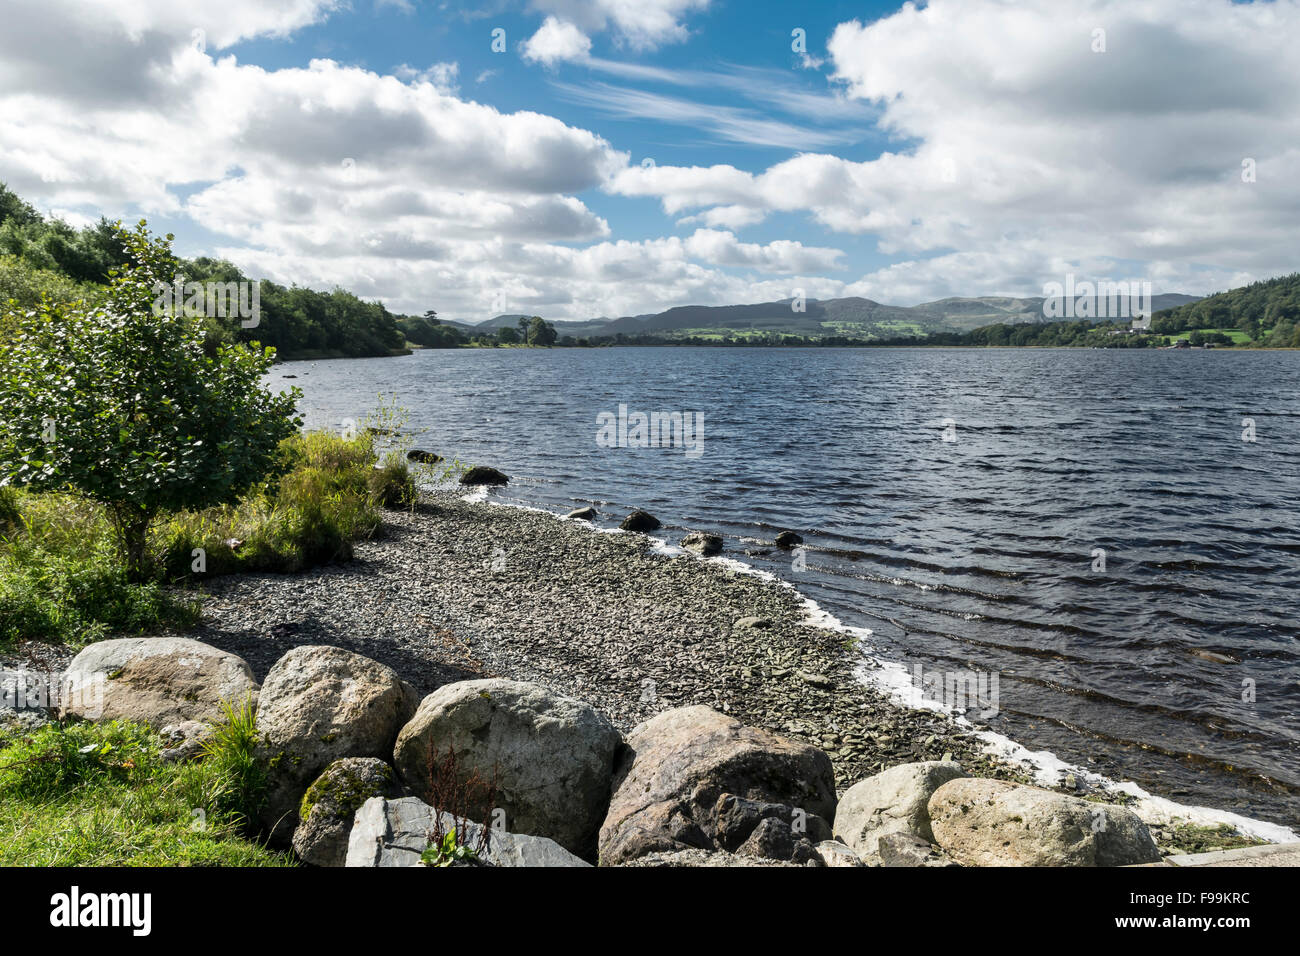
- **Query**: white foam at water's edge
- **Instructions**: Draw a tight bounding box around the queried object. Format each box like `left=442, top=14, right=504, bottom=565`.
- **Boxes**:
left=461, top=491, right=1297, bottom=844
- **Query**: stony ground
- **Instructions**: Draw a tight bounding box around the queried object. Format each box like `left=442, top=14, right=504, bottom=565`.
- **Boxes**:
left=170, top=493, right=1024, bottom=793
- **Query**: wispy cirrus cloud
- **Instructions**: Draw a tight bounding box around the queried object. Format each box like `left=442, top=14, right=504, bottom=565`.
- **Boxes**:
left=552, top=80, right=867, bottom=151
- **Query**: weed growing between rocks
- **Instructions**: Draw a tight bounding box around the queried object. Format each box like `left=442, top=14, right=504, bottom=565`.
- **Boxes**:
left=420, top=742, right=498, bottom=866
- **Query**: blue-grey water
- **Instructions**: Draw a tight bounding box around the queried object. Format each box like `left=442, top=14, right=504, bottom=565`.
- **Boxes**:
left=271, top=347, right=1300, bottom=827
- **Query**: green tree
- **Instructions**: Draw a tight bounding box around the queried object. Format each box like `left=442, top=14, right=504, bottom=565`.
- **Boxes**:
left=0, top=221, right=301, bottom=578
left=0, top=182, right=40, bottom=229
left=526, top=315, right=557, bottom=347
left=496, top=325, right=520, bottom=345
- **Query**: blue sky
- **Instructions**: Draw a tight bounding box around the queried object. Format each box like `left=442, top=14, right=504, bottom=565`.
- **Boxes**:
left=222, top=0, right=907, bottom=282
left=1, top=0, right=1294, bottom=320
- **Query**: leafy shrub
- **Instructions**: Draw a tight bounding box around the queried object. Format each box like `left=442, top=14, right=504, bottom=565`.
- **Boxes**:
left=0, top=221, right=300, bottom=578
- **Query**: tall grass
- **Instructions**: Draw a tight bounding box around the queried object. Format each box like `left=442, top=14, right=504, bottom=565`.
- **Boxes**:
left=0, top=715, right=290, bottom=866
left=0, top=428, right=412, bottom=648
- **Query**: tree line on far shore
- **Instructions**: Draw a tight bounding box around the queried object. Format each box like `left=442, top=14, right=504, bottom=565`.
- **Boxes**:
left=7, top=181, right=1298, bottom=354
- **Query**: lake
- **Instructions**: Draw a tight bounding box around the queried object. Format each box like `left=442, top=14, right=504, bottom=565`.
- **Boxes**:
left=270, top=346, right=1300, bottom=827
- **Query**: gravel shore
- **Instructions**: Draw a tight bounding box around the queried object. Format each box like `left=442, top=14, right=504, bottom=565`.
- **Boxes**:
left=175, top=492, right=1021, bottom=792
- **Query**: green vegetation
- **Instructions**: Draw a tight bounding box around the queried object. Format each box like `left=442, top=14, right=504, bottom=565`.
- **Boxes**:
left=0, top=714, right=291, bottom=866
left=1, top=429, right=413, bottom=649
left=419, top=829, right=480, bottom=867
left=1152, top=273, right=1300, bottom=347
left=0, top=212, right=423, bottom=648
left=1150, top=821, right=1267, bottom=856
left=397, top=311, right=561, bottom=349
left=0, top=181, right=408, bottom=360
left=0, top=222, right=301, bottom=579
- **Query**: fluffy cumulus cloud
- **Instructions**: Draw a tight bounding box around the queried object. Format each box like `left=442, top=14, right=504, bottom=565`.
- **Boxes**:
left=527, top=0, right=711, bottom=51
left=612, top=0, right=1300, bottom=300
left=521, top=16, right=593, bottom=65
left=0, top=0, right=832, bottom=319
left=3, top=0, right=1293, bottom=318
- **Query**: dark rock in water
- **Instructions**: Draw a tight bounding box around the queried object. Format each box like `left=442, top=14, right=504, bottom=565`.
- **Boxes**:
left=775, top=531, right=803, bottom=549
left=680, top=531, right=723, bottom=556
left=566, top=506, right=598, bottom=521
left=406, top=449, right=442, bottom=464
left=620, top=510, right=661, bottom=533
left=460, top=466, right=508, bottom=486
left=282, top=374, right=298, bottom=379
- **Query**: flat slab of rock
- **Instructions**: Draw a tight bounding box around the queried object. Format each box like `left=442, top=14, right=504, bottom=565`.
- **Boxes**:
left=622, top=848, right=804, bottom=867
left=256, top=645, right=418, bottom=842
left=599, top=705, right=837, bottom=866
left=834, top=760, right=967, bottom=858
left=878, top=831, right=959, bottom=867
left=393, top=678, right=621, bottom=858
left=293, top=758, right=400, bottom=867
left=60, top=637, right=258, bottom=728
left=814, top=840, right=866, bottom=867
left=345, top=797, right=590, bottom=867
left=928, top=778, right=1163, bottom=867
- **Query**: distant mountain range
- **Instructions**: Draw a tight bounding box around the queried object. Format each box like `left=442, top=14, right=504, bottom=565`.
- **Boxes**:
left=440, top=292, right=1202, bottom=341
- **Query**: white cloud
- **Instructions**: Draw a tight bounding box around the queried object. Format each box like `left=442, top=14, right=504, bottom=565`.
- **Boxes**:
left=611, top=0, right=1300, bottom=300
left=678, top=205, right=768, bottom=230
left=527, top=0, right=710, bottom=51
left=521, top=17, right=593, bottom=66
left=0, top=0, right=842, bottom=320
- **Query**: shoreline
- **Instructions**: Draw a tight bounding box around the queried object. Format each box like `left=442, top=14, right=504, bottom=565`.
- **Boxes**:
left=5, top=486, right=1293, bottom=848
left=185, top=489, right=1298, bottom=844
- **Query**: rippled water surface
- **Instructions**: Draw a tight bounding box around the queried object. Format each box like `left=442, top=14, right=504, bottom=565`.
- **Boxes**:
left=271, top=347, right=1300, bottom=826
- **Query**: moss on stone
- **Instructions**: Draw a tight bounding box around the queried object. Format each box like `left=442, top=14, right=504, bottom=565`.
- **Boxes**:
left=1154, top=822, right=1267, bottom=856
left=299, top=760, right=395, bottom=821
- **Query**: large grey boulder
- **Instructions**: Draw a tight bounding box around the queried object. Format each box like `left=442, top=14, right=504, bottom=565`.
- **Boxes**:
left=393, top=679, right=621, bottom=858
left=928, top=778, right=1163, bottom=867
left=345, top=797, right=590, bottom=867
left=834, top=760, right=967, bottom=858
left=59, top=637, right=258, bottom=727
left=599, top=705, right=837, bottom=866
left=292, top=758, right=401, bottom=867
left=256, top=646, right=418, bottom=842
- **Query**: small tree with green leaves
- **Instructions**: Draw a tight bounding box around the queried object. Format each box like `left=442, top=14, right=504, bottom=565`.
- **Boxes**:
left=0, top=221, right=300, bottom=579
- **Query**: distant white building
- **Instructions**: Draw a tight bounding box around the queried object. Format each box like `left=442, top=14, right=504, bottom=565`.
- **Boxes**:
left=1131, top=315, right=1152, bottom=331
